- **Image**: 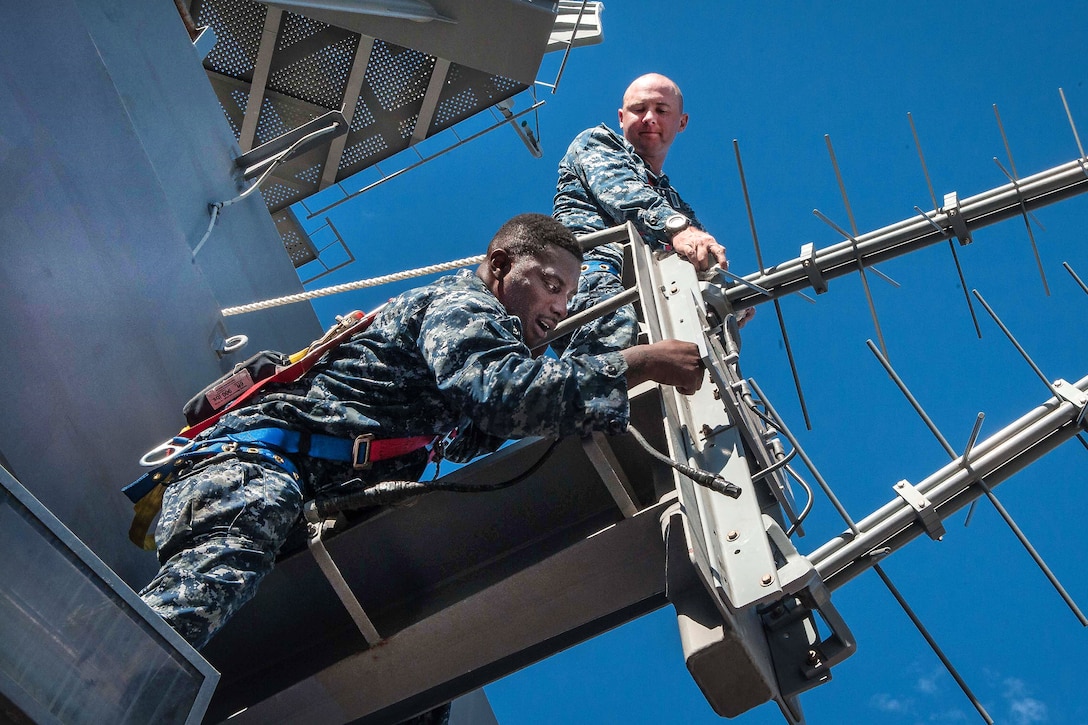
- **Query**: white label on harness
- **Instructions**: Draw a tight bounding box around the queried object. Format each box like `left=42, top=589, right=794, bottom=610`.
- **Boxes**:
left=206, top=368, right=255, bottom=410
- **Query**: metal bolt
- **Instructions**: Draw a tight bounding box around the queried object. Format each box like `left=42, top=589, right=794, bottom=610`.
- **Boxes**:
left=713, top=388, right=721, bottom=400
left=807, top=649, right=821, bottom=666
left=727, top=530, right=739, bottom=541
left=701, top=424, right=713, bottom=439
left=760, top=573, right=774, bottom=586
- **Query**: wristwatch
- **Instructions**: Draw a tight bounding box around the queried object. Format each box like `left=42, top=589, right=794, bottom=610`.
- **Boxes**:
left=664, top=214, right=690, bottom=238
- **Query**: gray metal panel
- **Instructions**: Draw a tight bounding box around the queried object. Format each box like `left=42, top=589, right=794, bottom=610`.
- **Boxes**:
left=0, top=465, right=218, bottom=725
left=0, top=0, right=320, bottom=593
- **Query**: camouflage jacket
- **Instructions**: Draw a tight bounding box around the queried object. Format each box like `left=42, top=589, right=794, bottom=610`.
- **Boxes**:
left=553, top=123, right=704, bottom=269
left=213, top=270, right=631, bottom=484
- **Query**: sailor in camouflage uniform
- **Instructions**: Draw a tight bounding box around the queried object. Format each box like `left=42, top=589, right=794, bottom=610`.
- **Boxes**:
left=553, top=73, right=739, bottom=357
left=139, top=213, right=705, bottom=650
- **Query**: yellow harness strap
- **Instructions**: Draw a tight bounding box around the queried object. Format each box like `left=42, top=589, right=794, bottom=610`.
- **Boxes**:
left=129, top=482, right=165, bottom=551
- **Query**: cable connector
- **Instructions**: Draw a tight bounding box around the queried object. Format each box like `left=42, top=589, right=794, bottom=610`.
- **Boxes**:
left=675, top=463, right=742, bottom=498
left=628, top=424, right=743, bottom=499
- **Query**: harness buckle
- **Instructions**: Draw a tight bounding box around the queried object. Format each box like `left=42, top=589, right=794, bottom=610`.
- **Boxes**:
left=351, top=433, right=375, bottom=470
left=138, top=437, right=195, bottom=467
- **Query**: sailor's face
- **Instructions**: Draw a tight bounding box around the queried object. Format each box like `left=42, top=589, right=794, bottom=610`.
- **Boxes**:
left=499, top=247, right=581, bottom=352
left=618, top=76, right=688, bottom=165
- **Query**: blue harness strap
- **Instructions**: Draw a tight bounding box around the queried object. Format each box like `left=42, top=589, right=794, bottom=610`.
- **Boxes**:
left=123, top=427, right=432, bottom=504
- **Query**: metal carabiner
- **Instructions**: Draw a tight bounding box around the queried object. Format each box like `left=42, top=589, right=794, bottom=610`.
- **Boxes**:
left=139, top=436, right=195, bottom=467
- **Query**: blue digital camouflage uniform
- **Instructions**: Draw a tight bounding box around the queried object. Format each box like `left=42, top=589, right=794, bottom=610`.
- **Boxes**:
left=553, top=123, right=704, bottom=356
left=140, top=269, right=631, bottom=649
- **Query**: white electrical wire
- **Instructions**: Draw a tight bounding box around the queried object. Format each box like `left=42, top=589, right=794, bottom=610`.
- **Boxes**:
left=192, top=122, right=341, bottom=260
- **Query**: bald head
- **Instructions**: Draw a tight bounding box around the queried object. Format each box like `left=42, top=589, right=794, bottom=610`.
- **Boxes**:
left=623, top=73, right=684, bottom=113
left=618, top=73, right=689, bottom=175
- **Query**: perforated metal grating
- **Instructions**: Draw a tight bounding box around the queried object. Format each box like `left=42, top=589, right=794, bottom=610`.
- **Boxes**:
left=219, top=100, right=241, bottom=137
left=268, top=15, right=357, bottom=110
left=276, top=12, right=326, bottom=51
left=194, top=0, right=267, bottom=80
left=260, top=181, right=304, bottom=210
left=350, top=100, right=376, bottom=133
left=431, top=63, right=524, bottom=133
left=294, top=163, right=322, bottom=185
left=339, top=134, right=388, bottom=170
left=254, top=94, right=321, bottom=147
left=398, top=115, right=418, bottom=141
left=187, top=0, right=537, bottom=244
left=365, top=40, right=436, bottom=113
left=272, top=208, right=318, bottom=265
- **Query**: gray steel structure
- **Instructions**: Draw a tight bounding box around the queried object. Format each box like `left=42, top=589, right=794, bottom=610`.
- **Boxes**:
left=185, top=0, right=580, bottom=271
left=2, top=1, right=1086, bottom=724
left=0, top=0, right=580, bottom=722
left=0, top=0, right=321, bottom=593
left=0, top=0, right=320, bottom=720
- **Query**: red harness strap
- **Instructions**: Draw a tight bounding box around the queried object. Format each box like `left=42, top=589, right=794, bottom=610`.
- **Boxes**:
left=184, top=309, right=376, bottom=440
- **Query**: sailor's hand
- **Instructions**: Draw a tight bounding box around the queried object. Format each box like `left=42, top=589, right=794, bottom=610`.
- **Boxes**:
left=671, top=227, right=727, bottom=272
left=621, top=339, right=705, bottom=395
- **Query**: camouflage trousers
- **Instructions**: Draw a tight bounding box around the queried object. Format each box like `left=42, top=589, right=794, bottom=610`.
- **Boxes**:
left=138, top=454, right=303, bottom=650
left=558, top=269, right=639, bottom=357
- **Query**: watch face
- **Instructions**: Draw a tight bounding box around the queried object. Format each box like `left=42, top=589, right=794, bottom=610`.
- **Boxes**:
left=666, top=215, right=689, bottom=235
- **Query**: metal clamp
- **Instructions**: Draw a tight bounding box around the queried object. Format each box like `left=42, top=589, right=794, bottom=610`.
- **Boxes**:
left=941, top=191, right=972, bottom=245
left=800, top=242, right=828, bottom=294
left=893, top=479, right=945, bottom=541
left=1053, top=379, right=1088, bottom=427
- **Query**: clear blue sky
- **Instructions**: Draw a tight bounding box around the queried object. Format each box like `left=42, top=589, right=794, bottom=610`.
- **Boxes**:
left=296, top=2, right=1088, bottom=723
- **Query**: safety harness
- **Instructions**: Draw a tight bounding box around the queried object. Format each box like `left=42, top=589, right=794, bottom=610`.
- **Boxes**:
left=123, top=309, right=433, bottom=550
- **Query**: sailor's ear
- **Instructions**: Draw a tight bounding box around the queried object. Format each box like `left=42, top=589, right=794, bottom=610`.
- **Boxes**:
left=488, top=248, right=511, bottom=279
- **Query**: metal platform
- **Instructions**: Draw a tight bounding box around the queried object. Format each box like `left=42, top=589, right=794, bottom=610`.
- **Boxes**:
left=202, top=388, right=676, bottom=723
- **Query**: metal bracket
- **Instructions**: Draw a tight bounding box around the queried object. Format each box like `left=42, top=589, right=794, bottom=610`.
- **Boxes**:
left=582, top=432, right=639, bottom=517
left=1053, top=379, right=1088, bottom=426
left=762, top=576, right=857, bottom=700
left=235, top=110, right=349, bottom=180
left=941, top=191, right=973, bottom=245
left=308, top=520, right=382, bottom=645
left=800, top=243, right=828, bottom=294
left=893, top=479, right=946, bottom=541
left=763, top=515, right=815, bottom=595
